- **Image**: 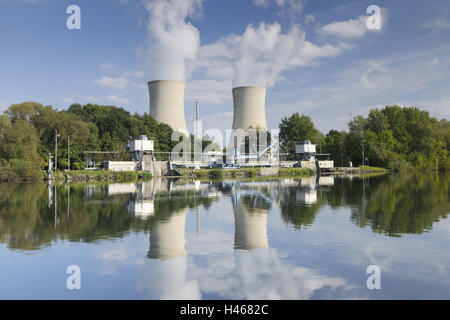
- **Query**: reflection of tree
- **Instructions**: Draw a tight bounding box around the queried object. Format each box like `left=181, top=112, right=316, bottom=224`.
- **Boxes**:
left=279, top=173, right=450, bottom=236
left=0, top=182, right=218, bottom=251
left=279, top=186, right=324, bottom=230
left=349, top=174, right=449, bottom=237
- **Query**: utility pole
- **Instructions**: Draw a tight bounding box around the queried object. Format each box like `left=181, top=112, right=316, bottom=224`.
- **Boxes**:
left=340, top=141, right=343, bottom=167
left=361, top=130, right=365, bottom=167
left=67, top=136, right=70, bottom=171
left=54, top=130, right=60, bottom=172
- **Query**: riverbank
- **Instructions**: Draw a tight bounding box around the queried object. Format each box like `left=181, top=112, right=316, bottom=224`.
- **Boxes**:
left=331, top=166, right=389, bottom=175
left=0, top=166, right=391, bottom=182
left=178, top=167, right=316, bottom=179
left=53, top=170, right=152, bottom=182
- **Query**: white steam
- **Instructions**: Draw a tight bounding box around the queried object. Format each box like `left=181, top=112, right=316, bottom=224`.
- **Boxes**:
left=142, top=0, right=203, bottom=81
left=194, top=22, right=341, bottom=88
left=234, top=23, right=341, bottom=87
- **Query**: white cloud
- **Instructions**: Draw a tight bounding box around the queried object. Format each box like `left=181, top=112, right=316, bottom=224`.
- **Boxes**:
left=93, top=76, right=131, bottom=89
left=73, top=94, right=131, bottom=106
left=98, top=63, right=116, bottom=71
left=105, top=94, right=131, bottom=105
left=191, top=23, right=341, bottom=88
left=185, top=80, right=231, bottom=104
left=305, top=14, right=315, bottom=24
left=252, top=0, right=270, bottom=8
left=123, top=70, right=145, bottom=78
left=429, top=58, right=439, bottom=67
left=253, top=0, right=304, bottom=15
left=318, top=16, right=369, bottom=39
left=317, top=8, right=388, bottom=40
left=268, top=46, right=450, bottom=133
left=422, top=17, right=450, bottom=30
left=396, top=96, right=450, bottom=119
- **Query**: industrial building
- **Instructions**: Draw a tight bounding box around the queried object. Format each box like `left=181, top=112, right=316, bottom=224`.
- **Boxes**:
left=85, top=81, right=336, bottom=174
left=295, top=140, right=334, bottom=172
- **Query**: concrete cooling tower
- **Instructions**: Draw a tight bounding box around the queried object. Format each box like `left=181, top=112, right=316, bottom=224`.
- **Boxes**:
left=233, top=196, right=269, bottom=250
left=148, top=80, right=187, bottom=133
left=232, top=86, right=267, bottom=131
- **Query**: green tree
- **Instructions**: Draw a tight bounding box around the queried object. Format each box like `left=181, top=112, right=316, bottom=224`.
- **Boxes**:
left=279, top=113, right=322, bottom=159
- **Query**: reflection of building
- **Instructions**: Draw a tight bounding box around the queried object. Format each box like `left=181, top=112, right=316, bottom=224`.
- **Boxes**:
left=140, top=208, right=200, bottom=299
left=233, top=194, right=268, bottom=250
left=318, top=176, right=334, bottom=186
left=148, top=209, right=187, bottom=260
left=296, top=188, right=318, bottom=205
left=296, top=176, right=335, bottom=205
left=127, top=200, right=154, bottom=217
left=297, top=176, right=318, bottom=205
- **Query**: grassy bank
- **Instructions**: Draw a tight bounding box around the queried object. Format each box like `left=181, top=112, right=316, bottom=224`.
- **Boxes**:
left=56, top=170, right=152, bottom=182
left=332, top=166, right=389, bottom=174
left=179, top=167, right=315, bottom=180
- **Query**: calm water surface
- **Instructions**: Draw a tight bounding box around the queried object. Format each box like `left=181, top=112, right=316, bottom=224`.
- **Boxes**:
left=0, top=173, right=449, bottom=299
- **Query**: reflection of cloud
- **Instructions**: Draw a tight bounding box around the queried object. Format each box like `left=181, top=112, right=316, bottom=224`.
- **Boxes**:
left=138, top=257, right=201, bottom=300
left=100, top=249, right=129, bottom=261
left=187, top=247, right=347, bottom=300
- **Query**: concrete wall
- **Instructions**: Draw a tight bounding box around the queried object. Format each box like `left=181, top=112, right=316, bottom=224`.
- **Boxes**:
left=148, top=80, right=187, bottom=133
left=105, top=161, right=137, bottom=172
left=142, top=158, right=170, bottom=177
left=300, top=161, right=316, bottom=170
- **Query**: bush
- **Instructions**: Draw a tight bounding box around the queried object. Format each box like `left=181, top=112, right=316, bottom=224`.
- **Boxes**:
left=209, top=169, right=223, bottom=179
left=10, top=159, right=43, bottom=180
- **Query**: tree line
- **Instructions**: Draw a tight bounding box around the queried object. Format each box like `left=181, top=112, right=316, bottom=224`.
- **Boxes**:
left=279, top=106, right=449, bottom=171
left=0, top=102, right=448, bottom=180
left=0, top=102, right=209, bottom=180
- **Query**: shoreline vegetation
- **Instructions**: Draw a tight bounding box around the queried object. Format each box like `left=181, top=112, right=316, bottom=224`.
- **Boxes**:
left=0, top=166, right=389, bottom=183
left=0, top=101, right=448, bottom=182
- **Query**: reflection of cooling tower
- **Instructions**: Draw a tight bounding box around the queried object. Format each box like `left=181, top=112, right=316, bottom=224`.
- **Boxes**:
left=232, top=86, right=267, bottom=131
left=148, top=210, right=187, bottom=260
left=148, top=80, right=187, bottom=132
left=233, top=198, right=268, bottom=250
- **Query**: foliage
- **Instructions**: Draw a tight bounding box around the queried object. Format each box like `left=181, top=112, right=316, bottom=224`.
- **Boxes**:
left=279, top=113, right=322, bottom=159
left=280, top=106, right=449, bottom=171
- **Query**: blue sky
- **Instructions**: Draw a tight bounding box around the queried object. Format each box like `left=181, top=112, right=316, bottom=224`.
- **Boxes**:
left=0, top=0, right=449, bottom=136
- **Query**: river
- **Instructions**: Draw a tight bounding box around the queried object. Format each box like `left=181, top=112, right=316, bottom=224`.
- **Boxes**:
left=0, top=173, right=449, bottom=299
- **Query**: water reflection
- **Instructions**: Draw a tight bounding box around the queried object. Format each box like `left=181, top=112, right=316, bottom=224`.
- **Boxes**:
left=0, top=173, right=448, bottom=250
left=0, top=173, right=449, bottom=299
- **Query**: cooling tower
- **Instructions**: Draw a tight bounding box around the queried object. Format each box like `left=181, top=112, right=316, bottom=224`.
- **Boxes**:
left=148, top=80, right=187, bottom=133
left=233, top=196, right=269, bottom=250
left=148, top=209, right=187, bottom=260
left=232, top=86, right=267, bottom=131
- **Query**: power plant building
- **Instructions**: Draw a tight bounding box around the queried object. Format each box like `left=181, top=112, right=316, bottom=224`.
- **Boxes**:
left=148, top=80, right=187, bottom=133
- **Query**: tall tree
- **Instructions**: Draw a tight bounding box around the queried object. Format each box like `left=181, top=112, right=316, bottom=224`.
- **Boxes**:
left=279, top=113, right=322, bottom=159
